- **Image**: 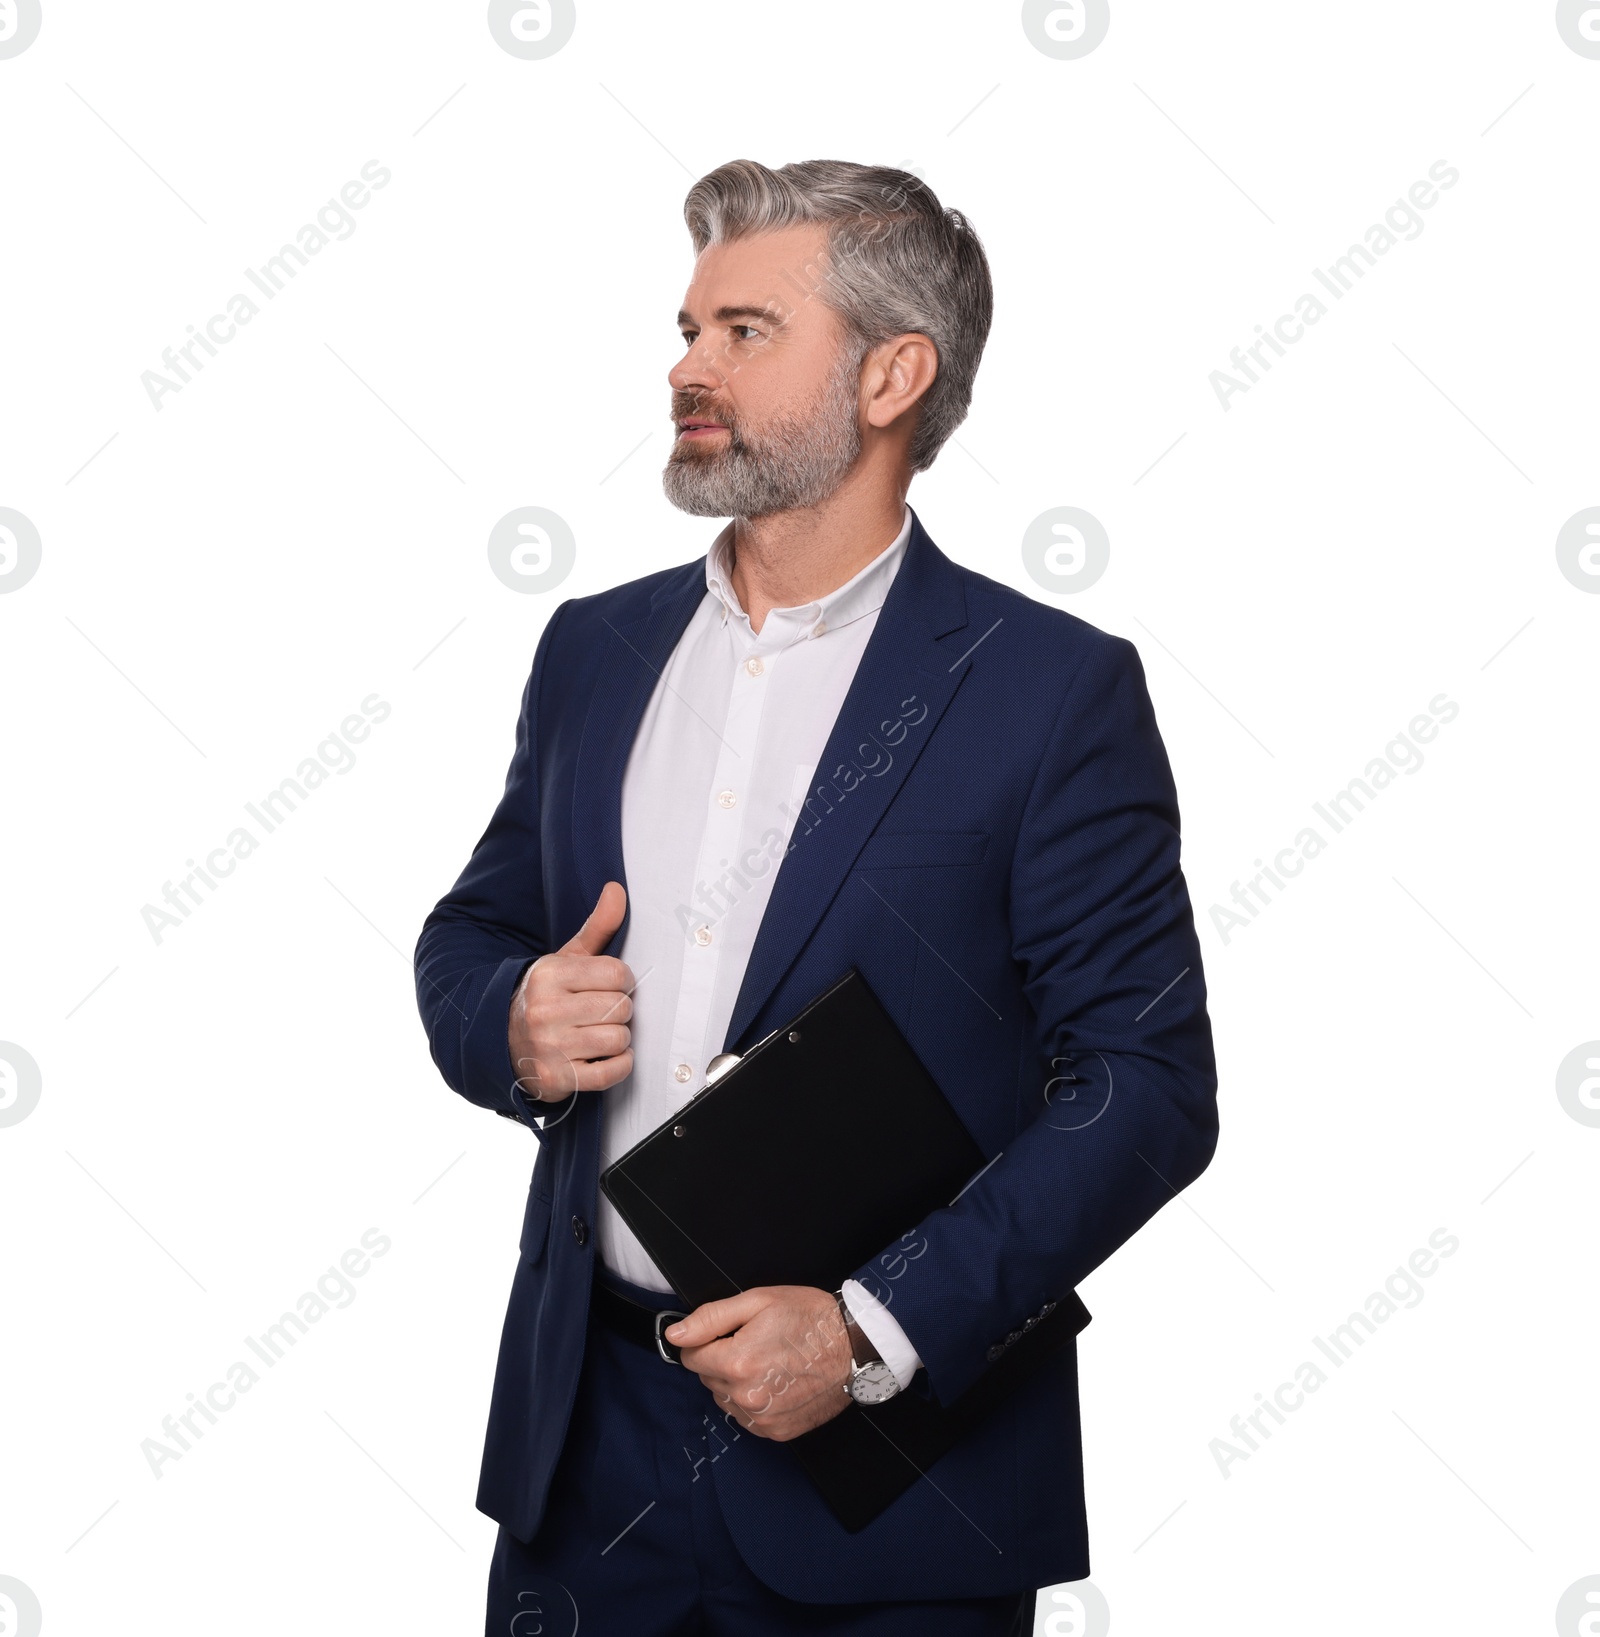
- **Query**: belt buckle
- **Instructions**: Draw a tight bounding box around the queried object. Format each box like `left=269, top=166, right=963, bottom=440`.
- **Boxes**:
left=654, top=1308, right=688, bottom=1365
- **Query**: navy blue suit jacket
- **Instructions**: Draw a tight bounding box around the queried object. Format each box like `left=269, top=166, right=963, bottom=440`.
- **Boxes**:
left=414, top=509, right=1218, bottom=1601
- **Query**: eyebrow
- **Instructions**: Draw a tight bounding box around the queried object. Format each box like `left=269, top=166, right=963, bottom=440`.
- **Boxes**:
left=677, top=303, right=788, bottom=330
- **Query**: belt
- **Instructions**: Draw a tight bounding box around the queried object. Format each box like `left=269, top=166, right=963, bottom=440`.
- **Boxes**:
left=591, top=1276, right=689, bottom=1365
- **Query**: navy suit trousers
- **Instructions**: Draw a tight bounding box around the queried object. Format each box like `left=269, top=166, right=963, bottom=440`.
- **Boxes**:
left=484, top=1271, right=1034, bottom=1637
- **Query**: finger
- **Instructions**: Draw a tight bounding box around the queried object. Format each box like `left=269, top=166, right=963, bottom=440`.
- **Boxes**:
left=685, top=1361, right=765, bottom=1412
left=569, top=1049, right=633, bottom=1092
left=677, top=1341, right=737, bottom=1378
left=527, top=953, right=634, bottom=998
left=521, top=1049, right=633, bottom=1099
left=666, top=1290, right=764, bottom=1348
left=557, top=881, right=627, bottom=957
left=566, top=986, right=633, bottom=1026
left=560, top=1022, right=631, bottom=1060
left=717, top=1374, right=794, bottom=1429
left=717, top=1388, right=770, bottom=1433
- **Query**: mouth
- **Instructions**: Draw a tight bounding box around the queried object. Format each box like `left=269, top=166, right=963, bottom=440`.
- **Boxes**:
left=676, top=419, right=729, bottom=440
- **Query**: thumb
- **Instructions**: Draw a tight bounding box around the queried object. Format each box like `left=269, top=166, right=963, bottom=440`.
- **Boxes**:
left=665, top=1291, right=761, bottom=1347
left=560, top=880, right=627, bottom=957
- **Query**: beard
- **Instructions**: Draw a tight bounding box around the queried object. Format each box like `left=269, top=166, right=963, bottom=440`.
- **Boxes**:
left=662, top=344, right=864, bottom=520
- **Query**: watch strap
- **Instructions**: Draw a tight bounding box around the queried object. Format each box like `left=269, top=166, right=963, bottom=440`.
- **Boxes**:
left=834, top=1287, right=883, bottom=1368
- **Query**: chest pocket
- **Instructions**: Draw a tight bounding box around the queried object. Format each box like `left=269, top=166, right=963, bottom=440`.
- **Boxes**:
left=852, top=830, right=989, bottom=870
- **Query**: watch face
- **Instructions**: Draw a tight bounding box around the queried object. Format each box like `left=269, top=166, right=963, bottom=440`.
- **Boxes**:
left=848, top=1360, right=899, bottom=1405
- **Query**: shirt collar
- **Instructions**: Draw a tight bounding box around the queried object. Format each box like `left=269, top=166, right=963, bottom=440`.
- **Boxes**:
left=704, top=505, right=912, bottom=641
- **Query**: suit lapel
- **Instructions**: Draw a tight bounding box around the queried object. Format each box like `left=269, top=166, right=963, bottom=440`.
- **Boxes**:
left=570, top=562, right=707, bottom=950
left=723, top=514, right=973, bottom=1049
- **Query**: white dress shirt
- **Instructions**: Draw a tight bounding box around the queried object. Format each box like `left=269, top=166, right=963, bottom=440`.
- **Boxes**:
left=597, top=504, right=923, bottom=1389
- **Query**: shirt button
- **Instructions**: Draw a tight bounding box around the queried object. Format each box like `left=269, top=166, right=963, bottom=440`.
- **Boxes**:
left=694, top=925, right=713, bottom=947
left=570, top=1215, right=588, bottom=1247
left=745, top=656, right=764, bottom=677
left=673, top=1063, right=693, bottom=1083
left=717, top=789, right=736, bottom=808
left=812, top=620, right=826, bottom=638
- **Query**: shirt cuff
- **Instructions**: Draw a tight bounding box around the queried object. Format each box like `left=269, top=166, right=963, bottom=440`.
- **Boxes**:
left=841, top=1277, right=923, bottom=1392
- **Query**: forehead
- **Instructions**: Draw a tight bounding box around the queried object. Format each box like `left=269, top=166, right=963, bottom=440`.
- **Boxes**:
left=679, top=223, right=838, bottom=327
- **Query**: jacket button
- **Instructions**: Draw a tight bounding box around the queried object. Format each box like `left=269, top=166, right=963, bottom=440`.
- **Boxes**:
left=571, top=1215, right=588, bottom=1247
left=986, top=1343, right=1005, bottom=1363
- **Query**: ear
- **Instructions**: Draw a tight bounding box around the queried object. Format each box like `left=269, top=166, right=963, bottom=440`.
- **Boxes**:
left=863, top=333, right=939, bottom=433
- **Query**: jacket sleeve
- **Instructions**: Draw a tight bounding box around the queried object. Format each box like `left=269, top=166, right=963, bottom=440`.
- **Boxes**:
left=846, top=633, right=1220, bottom=1404
left=413, top=601, right=570, bottom=1138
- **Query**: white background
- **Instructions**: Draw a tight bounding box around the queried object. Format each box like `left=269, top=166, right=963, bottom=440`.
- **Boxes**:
left=2, top=3, right=1596, bottom=1633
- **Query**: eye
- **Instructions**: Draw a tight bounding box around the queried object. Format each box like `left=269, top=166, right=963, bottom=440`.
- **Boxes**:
left=734, top=325, right=762, bottom=342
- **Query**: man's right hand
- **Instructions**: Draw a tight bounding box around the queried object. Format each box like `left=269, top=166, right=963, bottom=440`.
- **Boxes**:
left=508, top=881, right=634, bottom=1105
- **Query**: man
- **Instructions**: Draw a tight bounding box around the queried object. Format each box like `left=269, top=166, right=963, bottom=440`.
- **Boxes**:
left=415, top=158, right=1218, bottom=1636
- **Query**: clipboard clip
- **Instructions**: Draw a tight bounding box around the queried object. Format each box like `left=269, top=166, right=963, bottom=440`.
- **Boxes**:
left=704, top=1052, right=741, bottom=1085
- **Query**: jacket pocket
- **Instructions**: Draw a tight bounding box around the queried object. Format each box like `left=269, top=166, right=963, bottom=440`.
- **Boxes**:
left=519, top=1184, right=554, bottom=1263
left=852, top=830, right=989, bottom=870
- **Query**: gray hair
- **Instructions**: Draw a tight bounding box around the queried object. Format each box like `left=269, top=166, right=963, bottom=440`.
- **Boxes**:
left=682, top=159, right=993, bottom=473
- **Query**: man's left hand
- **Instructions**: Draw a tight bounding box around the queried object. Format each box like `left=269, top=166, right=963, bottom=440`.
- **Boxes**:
left=666, top=1286, right=854, bottom=1441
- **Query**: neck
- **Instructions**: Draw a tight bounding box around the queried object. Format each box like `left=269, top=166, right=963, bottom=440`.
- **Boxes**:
left=727, top=481, right=907, bottom=634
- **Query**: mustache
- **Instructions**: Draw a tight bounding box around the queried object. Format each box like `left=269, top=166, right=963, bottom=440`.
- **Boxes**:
left=670, top=393, right=735, bottom=430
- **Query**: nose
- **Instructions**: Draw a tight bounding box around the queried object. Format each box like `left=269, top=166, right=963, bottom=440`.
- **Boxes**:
left=668, top=333, right=729, bottom=399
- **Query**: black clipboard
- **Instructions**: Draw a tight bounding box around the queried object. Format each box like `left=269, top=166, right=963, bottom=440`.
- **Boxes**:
left=599, top=968, right=1091, bottom=1531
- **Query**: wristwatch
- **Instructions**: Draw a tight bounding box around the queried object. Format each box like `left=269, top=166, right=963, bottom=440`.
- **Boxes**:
left=834, top=1288, right=902, bottom=1405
